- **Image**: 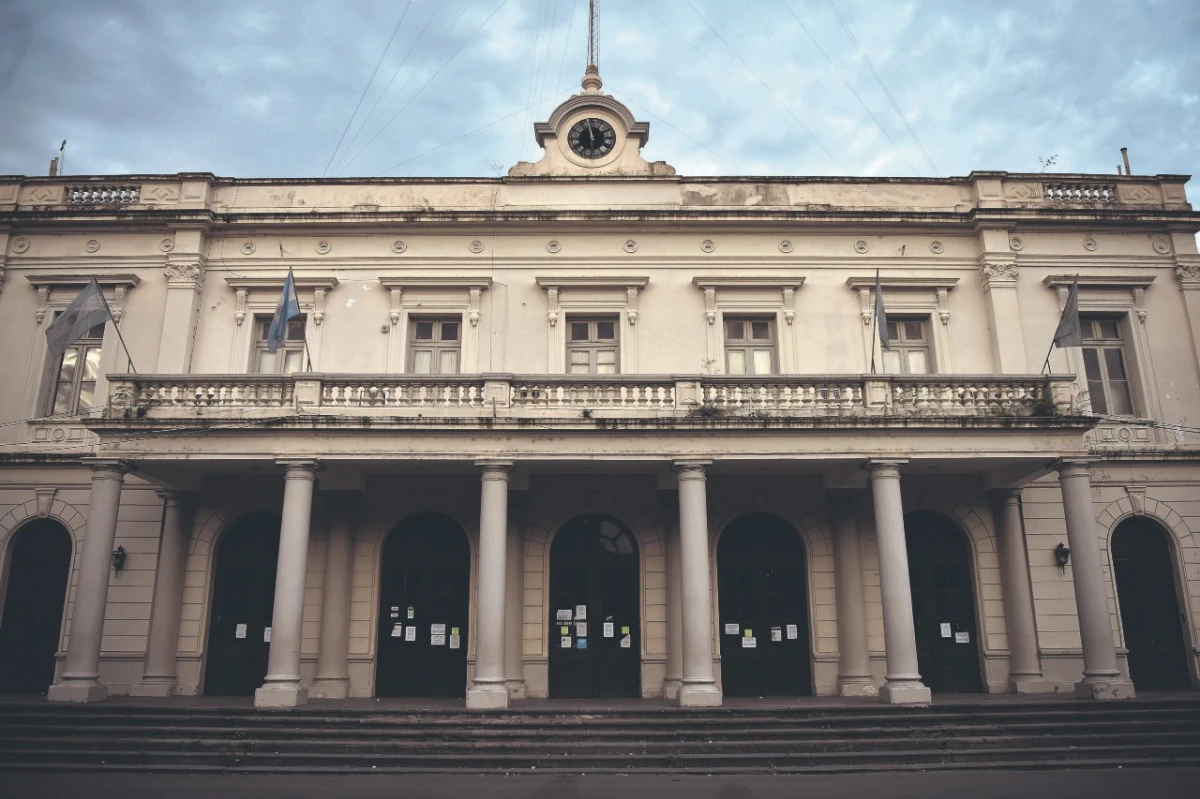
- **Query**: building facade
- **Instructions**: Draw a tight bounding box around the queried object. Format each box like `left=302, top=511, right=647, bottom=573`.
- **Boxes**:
left=1, top=73, right=1199, bottom=708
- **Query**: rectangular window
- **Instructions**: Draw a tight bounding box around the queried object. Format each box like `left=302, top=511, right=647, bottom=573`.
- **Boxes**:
left=254, top=316, right=307, bottom=374
left=408, top=317, right=461, bottom=375
left=881, top=317, right=933, bottom=375
left=724, top=317, right=776, bottom=375
left=1081, top=315, right=1134, bottom=416
left=566, top=316, right=619, bottom=375
left=49, top=320, right=105, bottom=415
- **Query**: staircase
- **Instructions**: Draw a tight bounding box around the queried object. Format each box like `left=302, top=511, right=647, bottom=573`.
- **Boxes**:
left=2, top=696, right=1199, bottom=774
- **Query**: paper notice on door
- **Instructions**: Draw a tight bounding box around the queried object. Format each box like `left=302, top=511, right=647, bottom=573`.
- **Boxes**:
left=451, top=627, right=460, bottom=636
left=955, top=632, right=970, bottom=644
left=576, top=638, right=588, bottom=649
left=431, top=634, right=446, bottom=646
left=407, top=607, right=415, bottom=619
left=405, top=626, right=416, bottom=642
left=390, top=611, right=399, bottom=618
left=557, top=609, right=573, bottom=621
left=744, top=628, right=753, bottom=638
left=724, top=623, right=739, bottom=635
left=235, top=623, right=247, bottom=639
left=786, top=624, right=798, bottom=640
left=561, top=636, right=572, bottom=648
left=431, top=623, right=447, bottom=635
left=263, top=627, right=272, bottom=643
left=575, top=622, right=587, bottom=638
left=603, top=622, right=614, bottom=638
left=621, top=626, right=630, bottom=635
left=391, top=606, right=400, bottom=612
left=940, top=623, right=952, bottom=638
left=449, top=634, right=461, bottom=650
left=742, top=637, right=757, bottom=648
left=391, top=624, right=403, bottom=637
left=620, top=634, right=631, bottom=648
left=771, top=627, right=782, bottom=643
left=560, top=625, right=570, bottom=635
left=575, top=605, right=587, bottom=621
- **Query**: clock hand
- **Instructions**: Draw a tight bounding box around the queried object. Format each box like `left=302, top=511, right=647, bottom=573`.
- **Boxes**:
left=587, top=119, right=595, bottom=147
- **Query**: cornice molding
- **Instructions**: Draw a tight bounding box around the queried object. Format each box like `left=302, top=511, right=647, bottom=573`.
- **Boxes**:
left=845, top=277, right=959, bottom=291
left=1042, top=275, right=1156, bottom=289
left=537, top=276, right=649, bottom=290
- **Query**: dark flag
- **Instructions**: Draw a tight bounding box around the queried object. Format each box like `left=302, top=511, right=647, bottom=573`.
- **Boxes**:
left=1053, top=277, right=1082, bottom=348
left=267, top=270, right=302, bottom=354
left=45, top=278, right=111, bottom=361
left=875, top=269, right=890, bottom=351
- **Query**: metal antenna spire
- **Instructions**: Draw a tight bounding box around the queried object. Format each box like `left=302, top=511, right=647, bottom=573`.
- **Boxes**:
left=582, top=0, right=603, bottom=92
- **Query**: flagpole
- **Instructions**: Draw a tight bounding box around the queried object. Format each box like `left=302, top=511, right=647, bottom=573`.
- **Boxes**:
left=869, top=270, right=880, bottom=375
left=95, top=283, right=137, bottom=374
left=293, top=273, right=313, bottom=373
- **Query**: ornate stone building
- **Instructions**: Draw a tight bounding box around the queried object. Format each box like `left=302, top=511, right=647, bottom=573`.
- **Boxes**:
left=1, top=70, right=1198, bottom=708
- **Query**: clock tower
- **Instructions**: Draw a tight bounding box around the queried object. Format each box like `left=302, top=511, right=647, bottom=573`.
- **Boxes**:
left=508, top=4, right=675, bottom=178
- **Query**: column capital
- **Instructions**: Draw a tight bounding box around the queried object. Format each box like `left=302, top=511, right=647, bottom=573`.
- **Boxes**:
left=476, top=459, right=514, bottom=476
left=153, top=488, right=194, bottom=507
left=987, top=487, right=1023, bottom=504
left=863, top=459, right=907, bottom=478
left=277, top=458, right=320, bottom=478
left=82, top=457, right=129, bottom=478
left=1054, top=458, right=1093, bottom=479
left=672, top=459, right=712, bottom=478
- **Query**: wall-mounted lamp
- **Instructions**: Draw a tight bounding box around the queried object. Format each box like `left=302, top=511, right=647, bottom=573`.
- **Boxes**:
left=111, top=545, right=127, bottom=574
left=1054, top=542, right=1071, bottom=574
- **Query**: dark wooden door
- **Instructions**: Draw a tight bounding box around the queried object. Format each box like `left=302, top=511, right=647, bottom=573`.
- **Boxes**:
left=376, top=513, right=470, bottom=698
left=1113, top=518, right=1191, bottom=690
left=204, top=514, right=279, bottom=696
left=549, top=515, right=640, bottom=699
left=718, top=514, right=811, bottom=697
left=0, top=520, right=72, bottom=694
left=906, top=512, right=983, bottom=693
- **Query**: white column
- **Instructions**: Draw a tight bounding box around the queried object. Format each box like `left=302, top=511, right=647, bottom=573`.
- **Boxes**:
left=310, top=491, right=358, bottom=699
left=255, top=459, right=318, bottom=708
left=131, top=490, right=191, bottom=697
left=467, top=460, right=512, bottom=709
left=674, top=460, right=721, bottom=707
left=990, top=488, right=1052, bottom=693
left=1057, top=460, right=1135, bottom=700
left=829, top=490, right=877, bottom=697
left=49, top=459, right=127, bottom=703
left=662, top=500, right=683, bottom=699
left=504, top=491, right=527, bottom=699
left=866, top=460, right=931, bottom=705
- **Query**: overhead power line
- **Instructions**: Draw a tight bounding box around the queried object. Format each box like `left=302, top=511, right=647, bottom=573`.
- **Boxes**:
left=825, top=0, right=939, bottom=175
left=322, top=3, right=414, bottom=177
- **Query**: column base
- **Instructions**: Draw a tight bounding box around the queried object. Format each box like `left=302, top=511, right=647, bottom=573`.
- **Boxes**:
left=466, top=684, right=510, bottom=710
left=837, top=678, right=880, bottom=698
left=677, top=683, right=723, bottom=707
left=1074, top=679, right=1136, bottom=700
left=880, top=680, right=931, bottom=705
left=505, top=679, right=527, bottom=700
left=309, top=679, right=350, bottom=699
left=129, top=681, right=176, bottom=698
left=662, top=677, right=682, bottom=701
left=1011, top=677, right=1055, bottom=694
left=47, top=682, right=108, bottom=704
left=254, top=683, right=308, bottom=708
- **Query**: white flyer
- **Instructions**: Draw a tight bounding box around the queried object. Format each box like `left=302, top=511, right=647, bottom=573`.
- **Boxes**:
left=235, top=623, right=247, bottom=639
left=742, top=637, right=757, bottom=649
left=391, top=624, right=403, bottom=637
left=557, top=609, right=573, bottom=621
left=771, top=627, right=782, bottom=643
left=603, top=622, right=614, bottom=638
left=263, top=627, right=272, bottom=643
left=561, top=636, right=572, bottom=648
left=575, top=622, right=587, bottom=638
left=404, top=626, right=416, bottom=642
left=786, top=624, right=798, bottom=640
left=431, top=634, right=446, bottom=646
left=431, top=623, right=447, bottom=635
left=449, top=634, right=461, bottom=650
left=955, top=632, right=970, bottom=644
left=724, top=623, right=739, bottom=635
left=575, top=605, right=587, bottom=621
left=619, top=634, right=631, bottom=648
left=940, top=623, right=952, bottom=638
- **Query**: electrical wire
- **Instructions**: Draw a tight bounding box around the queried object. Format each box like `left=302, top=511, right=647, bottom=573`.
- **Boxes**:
left=825, top=0, right=939, bottom=175
left=553, top=0, right=580, bottom=102
left=321, top=3, right=414, bottom=177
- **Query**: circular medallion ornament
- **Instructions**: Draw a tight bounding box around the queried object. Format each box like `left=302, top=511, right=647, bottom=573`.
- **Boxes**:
left=12, top=237, right=29, bottom=254
left=316, top=240, right=331, bottom=254
left=929, top=240, right=944, bottom=254
left=854, top=240, right=869, bottom=254
left=623, top=239, right=638, bottom=253
left=1083, top=235, right=1097, bottom=251
left=160, top=238, right=174, bottom=252
left=1152, top=238, right=1171, bottom=255
left=779, top=240, right=793, bottom=253
left=469, top=240, right=484, bottom=253
left=1008, top=236, right=1024, bottom=251
left=241, top=241, right=256, bottom=255
left=85, top=239, right=100, bottom=253
left=392, top=240, right=407, bottom=253
left=567, top=117, right=617, bottom=159
left=546, top=240, right=561, bottom=253
left=701, top=239, right=715, bottom=253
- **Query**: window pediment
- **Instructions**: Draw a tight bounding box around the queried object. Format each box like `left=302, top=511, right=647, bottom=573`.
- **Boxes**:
left=26, top=272, right=141, bottom=324
left=225, top=275, right=338, bottom=326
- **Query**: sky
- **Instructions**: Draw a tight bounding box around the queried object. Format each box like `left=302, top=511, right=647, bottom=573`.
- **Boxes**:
left=0, top=0, right=1196, bottom=188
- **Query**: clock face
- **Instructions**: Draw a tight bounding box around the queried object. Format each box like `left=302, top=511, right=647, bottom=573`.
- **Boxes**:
left=567, top=118, right=617, bottom=159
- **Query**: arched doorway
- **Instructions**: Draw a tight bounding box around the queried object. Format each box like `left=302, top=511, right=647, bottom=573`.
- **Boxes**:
left=204, top=513, right=280, bottom=696
left=1112, top=517, right=1191, bottom=690
left=717, top=513, right=811, bottom=697
left=905, top=511, right=983, bottom=693
left=0, top=520, right=72, bottom=694
left=549, top=514, right=640, bottom=698
left=376, top=513, right=470, bottom=698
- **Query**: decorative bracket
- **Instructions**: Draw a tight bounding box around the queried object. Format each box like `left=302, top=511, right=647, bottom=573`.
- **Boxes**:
left=469, top=287, right=482, bottom=327
left=782, top=287, right=796, bottom=325
left=390, top=288, right=402, bottom=325
left=858, top=288, right=872, bottom=326
left=626, top=287, right=640, bottom=326
left=1125, top=485, right=1147, bottom=516
left=313, top=287, right=327, bottom=326
left=937, top=288, right=950, bottom=326
left=112, top=286, right=127, bottom=323
left=35, top=286, right=49, bottom=324
left=704, top=288, right=717, bottom=325
left=546, top=287, right=559, bottom=327
left=235, top=288, right=247, bottom=326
